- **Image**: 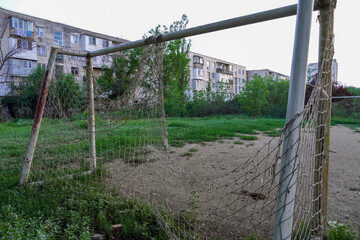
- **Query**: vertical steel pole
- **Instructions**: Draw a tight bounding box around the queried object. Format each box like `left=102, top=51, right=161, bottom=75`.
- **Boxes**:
left=314, top=0, right=335, bottom=234
left=20, top=48, right=58, bottom=184
left=86, top=56, right=97, bottom=170
left=274, top=0, right=314, bottom=239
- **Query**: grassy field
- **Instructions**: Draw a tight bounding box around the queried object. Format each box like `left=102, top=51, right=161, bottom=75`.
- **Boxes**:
left=2, top=114, right=343, bottom=239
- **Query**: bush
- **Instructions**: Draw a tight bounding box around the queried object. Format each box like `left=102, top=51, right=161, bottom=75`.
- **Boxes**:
left=328, top=221, right=359, bottom=240
left=1, top=67, right=85, bottom=119
left=1, top=66, right=45, bottom=118
left=53, top=74, right=86, bottom=117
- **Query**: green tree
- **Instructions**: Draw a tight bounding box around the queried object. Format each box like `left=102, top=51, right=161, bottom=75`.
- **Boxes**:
left=263, top=76, right=289, bottom=118
left=96, top=48, right=143, bottom=100
left=236, top=75, right=269, bottom=117
left=147, top=14, right=191, bottom=116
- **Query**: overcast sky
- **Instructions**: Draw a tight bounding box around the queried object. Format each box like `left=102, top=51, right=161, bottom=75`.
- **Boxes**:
left=1, top=0, right=359, bottom=87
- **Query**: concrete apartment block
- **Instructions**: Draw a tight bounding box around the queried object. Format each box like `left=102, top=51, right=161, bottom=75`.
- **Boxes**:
left=0, top=7, right=127, bottom=97
left=188, top=51, right=247, bottom=99
left=308, top=59, right=338, bottom=83
left=246, top=69, right=289, bottom=81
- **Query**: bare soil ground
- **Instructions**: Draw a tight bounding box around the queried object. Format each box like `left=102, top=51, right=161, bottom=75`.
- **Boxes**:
left=105, top=125, right=359, bottom=238
left=328, top=125, right=360, bottom=228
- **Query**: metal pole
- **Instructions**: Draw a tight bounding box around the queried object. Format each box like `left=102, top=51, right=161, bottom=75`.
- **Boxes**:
left=89, top=3, right=319, bottom=58
left=20, top=48, right=58, bottom=184
left=86, top=56, right=97, bottom=170
left=314, top=0, right=335, bottom=234
left=274, top=0, right=314, bottom=239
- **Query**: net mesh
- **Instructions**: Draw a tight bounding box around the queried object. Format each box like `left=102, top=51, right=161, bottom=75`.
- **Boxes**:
left=1, top=29, right=334, bottom=239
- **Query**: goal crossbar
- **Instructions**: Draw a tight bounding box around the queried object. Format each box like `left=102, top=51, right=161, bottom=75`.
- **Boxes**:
left=57, top=2, right=320, bottom=58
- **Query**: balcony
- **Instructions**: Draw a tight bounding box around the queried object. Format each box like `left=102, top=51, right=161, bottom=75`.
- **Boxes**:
left=9, top=28, right=35, bottom=40
left=193, top=63, right=203, bottom=69
left=216, top=68, right=233, bottom=75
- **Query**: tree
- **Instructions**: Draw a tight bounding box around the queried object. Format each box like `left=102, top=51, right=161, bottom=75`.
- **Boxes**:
left=236, top=75, right=269, bottom=117
left=147, top=14, right=191, bottom=116
left=262, top=76, right=289, bottom=118
left=96, top=48, right=143, bottom=100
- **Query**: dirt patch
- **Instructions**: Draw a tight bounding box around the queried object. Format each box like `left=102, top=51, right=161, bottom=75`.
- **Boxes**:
left=105, top=125, right=360, bottom=238
left=328, top=125, right=360, bottom=228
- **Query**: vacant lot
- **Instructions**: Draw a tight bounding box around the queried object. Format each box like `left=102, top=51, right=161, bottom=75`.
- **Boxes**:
left=1, top=116, right=359, bottom=238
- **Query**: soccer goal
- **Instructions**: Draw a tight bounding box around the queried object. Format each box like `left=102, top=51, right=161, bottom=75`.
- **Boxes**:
left=17, top=0, right=335, bottom=239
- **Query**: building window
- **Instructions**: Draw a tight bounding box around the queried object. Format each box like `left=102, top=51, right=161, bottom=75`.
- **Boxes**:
left=234, top=77, right=237, bottom=85
left=71, top=55, right=79, bottom=61
left=55, top=65, right=63, bottom=79
left=206, top=61, right=210, bottom=70
left=23, top=60, right=33, bottom=69
left=229, top=65, right=233, bottom=71
left=17, top=39, right=32, bottom=50
left=56, top=54, right=63, bottom=63
left=36, top=27, right=44, bottom=37
left=70, top=34, right=79, bottom=44
left=242, top=78, right=246, bottom=84
left=37, top=45, right=46, bottom=56
left=242, top=70, right=245, bottom=75
left=212, top=73, right=215, bottom=79
left=207, top=71, right=210, bottom=80
left=89, top=36, right=96, bottom=45
left=193, top=56, right=204, bottom=64
left=235, top=69, right=237, bottom=75
left=102, top=39, right=109, bottom=47
left=54, top=31, right=63, bottom=45
left=11, top=17, right=33, bottom=31
left=71, top=67, right=79, bottom=75
left=37, top=63, right=46, bottom=69
left=212, top=83, right=215, bottom=88
left=212, top=62, right=215, bottom=69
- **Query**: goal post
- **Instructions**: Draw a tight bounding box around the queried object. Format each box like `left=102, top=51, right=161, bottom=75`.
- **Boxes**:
left=20, top=48, right=58, bottom=184
left=15, top=1, right=336, bottom=239
left=85, top=56, right=97, bottom=170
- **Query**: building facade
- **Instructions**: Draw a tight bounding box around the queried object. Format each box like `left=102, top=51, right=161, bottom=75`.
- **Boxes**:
left=188, top=51, right=247, bottom=99
left=307, top=59, right=338, bottom=83
left=0, top=7, right=127, bottom=97
left=246, top=69, right=289, bottom=81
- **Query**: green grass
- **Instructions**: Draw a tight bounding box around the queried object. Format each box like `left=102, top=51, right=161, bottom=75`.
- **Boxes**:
left=180, top=152, right=193, bottom=157
left=0, top=114, right=285, bottom=238
left=238, top=135, right=258, bottom=141
left=0, top=169, right=168, bottom=239
left=234, top=140, right=244, bottom=145
left=167, top=115, right=285, bottom=147
left=331, top=117, right=360, bottom=133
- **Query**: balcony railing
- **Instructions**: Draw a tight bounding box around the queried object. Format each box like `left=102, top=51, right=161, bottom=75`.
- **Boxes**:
left=9, top=28, right=35, bottom=40
left=216, top=68, right=233, bottom=75
left=193, top=63, right=204, bottom=69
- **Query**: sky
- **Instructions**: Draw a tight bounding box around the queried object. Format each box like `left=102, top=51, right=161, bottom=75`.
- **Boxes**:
left=0, top=0, right=359, bottom=87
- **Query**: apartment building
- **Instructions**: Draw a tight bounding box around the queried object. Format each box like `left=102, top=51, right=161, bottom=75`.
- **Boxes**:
left=246, top=69, right=289, bottom=81
left=307, top=59, right=338, bottom=83
left=188, top=51, right=247, bottom=99
left=0, top=7, right=127, bottom=97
